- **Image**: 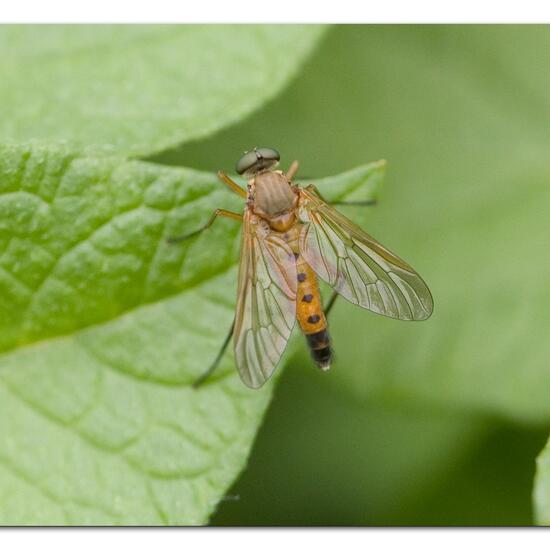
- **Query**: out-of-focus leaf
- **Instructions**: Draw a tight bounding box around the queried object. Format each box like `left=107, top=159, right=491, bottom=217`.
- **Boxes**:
left=215, top=362, right=546, bottom=525
left=533, top=435, right=550, bottom=525
left=211, top=364, right=489, bottom=526
left=0, top=142, right=381, bottom=524
left=168, top=25, right=550, bottom=424
left=0, top=25, right=325, bottom=155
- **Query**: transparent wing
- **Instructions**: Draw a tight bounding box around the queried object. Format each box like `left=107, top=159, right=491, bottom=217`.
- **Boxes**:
left=233, top=210, right=297, bottom=388
left=298, top=186, right=433, bottom=320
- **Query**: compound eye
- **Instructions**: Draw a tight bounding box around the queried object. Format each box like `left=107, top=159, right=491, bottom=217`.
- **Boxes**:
left=236, top=147, right=281, bottom=175
left=255, top=147, right=280, bottom=163
left=236, top=150, right=259, bottom=175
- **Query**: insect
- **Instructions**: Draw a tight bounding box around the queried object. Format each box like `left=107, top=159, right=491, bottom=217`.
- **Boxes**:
left=168, top=147, right=433, bottom=389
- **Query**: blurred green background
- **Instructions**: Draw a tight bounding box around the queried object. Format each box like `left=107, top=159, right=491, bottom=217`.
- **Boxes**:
left=154, top=25, right=550, bottom=525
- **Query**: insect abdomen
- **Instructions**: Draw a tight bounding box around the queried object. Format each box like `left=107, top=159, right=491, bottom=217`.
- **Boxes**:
left=295, top=259, right=333, bottom=370
left=306, top=329, right=332, bottom=371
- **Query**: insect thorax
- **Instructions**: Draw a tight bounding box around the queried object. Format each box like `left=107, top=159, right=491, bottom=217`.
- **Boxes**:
left=252, top=171, right=297, bottom=217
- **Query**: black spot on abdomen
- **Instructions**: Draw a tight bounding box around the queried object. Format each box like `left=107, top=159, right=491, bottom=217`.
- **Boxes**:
left=307, top=314, right=320, bottom=324
left=297, top=273, right=306, bottom=282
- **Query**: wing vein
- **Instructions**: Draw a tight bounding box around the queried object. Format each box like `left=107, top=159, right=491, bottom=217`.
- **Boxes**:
left=233, top=211, right=297, bottom=388
left=299, top=187, right=433, bottom=321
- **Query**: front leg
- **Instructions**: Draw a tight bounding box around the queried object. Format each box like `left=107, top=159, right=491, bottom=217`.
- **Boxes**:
left=167, top=209, right=242, bottom=243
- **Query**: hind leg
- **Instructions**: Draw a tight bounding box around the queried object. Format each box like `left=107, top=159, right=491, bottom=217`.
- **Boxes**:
left=193, top=320, right=235, bottom=388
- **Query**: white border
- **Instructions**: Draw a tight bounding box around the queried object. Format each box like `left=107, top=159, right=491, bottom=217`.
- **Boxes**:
left=0, top=528, right=548, bottom=549
left=2, top=0, right=550, bottom=23
left=0, top=0, right=547, bottom=543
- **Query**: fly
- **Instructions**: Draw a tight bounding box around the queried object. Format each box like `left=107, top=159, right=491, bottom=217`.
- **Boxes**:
left=168, top=147, right=434, bottom=389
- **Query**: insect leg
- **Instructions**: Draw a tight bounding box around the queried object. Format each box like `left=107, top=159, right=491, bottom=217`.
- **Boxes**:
left=287, top=160, right=299, bottom=181
left=193, top=319, right=235, bottom=388
left=167, top=209, right=242, bottom=243
left=305, top=184, right=377, bottom=207
left=218, top=171, right=247, bottom=198
left=325, top=290, right=339, bottom=317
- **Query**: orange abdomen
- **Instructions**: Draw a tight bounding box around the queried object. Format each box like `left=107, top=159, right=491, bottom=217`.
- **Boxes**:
left=295, top=260, right=326, bottom=334
left=276, top=222, right=332, bottom=371
left=295, top=256, right=332, bottom=370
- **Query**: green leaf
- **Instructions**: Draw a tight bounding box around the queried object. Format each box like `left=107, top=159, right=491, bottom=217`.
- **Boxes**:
left=0, top=142, right=382, bottom=525
left=172, top=25, right=550, bottom=425
left=0, top=25, right=324, bottom=156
